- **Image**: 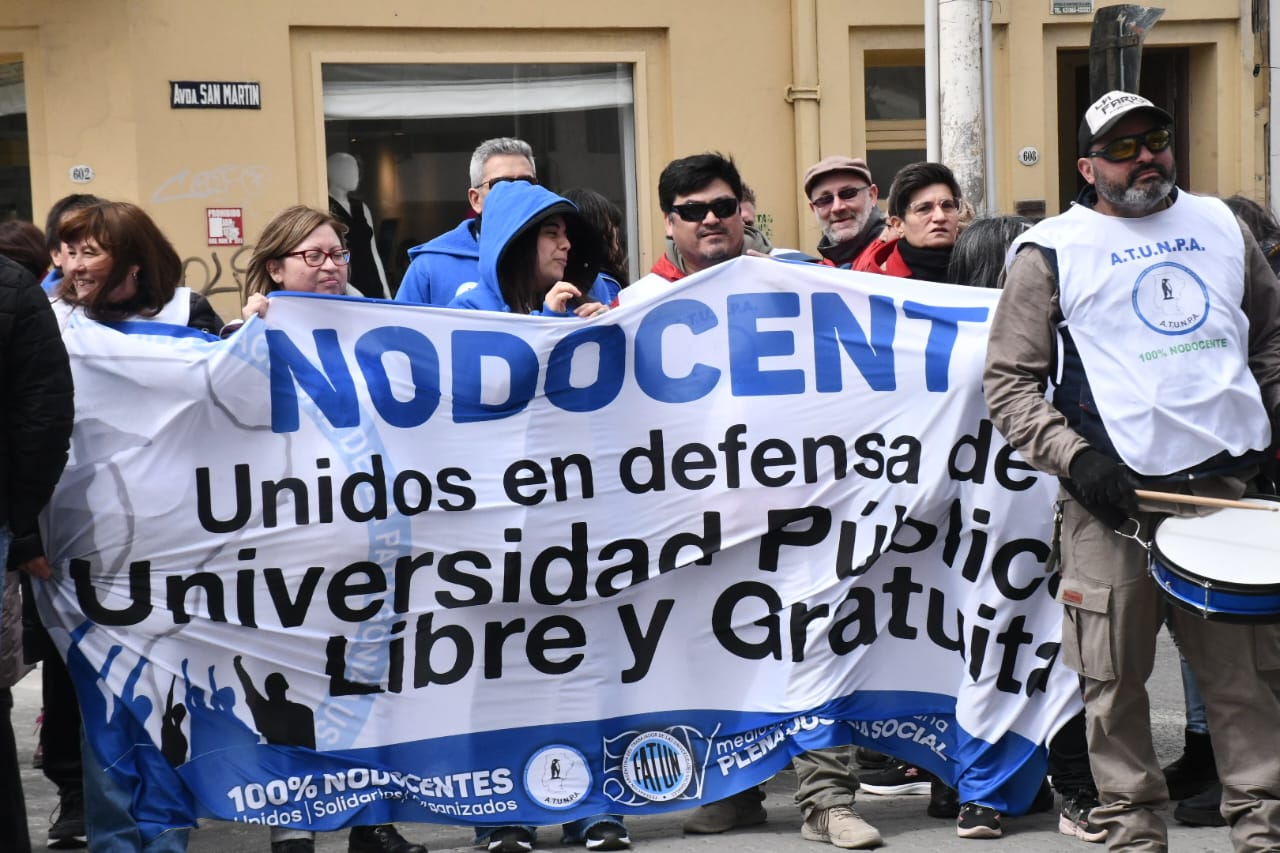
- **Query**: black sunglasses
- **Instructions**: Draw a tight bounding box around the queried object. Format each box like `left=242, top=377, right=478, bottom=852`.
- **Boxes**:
left=475, top=174, right=538, bottom=190
left=811, top=185, right=869, bottom=210
left=669, top=197, right=739, bottom=223
left=1087, top=127, right=1173, bottom=163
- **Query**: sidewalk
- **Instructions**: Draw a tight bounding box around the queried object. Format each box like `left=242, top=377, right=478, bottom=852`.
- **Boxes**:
left=14, top=629, right=1229, bottom=852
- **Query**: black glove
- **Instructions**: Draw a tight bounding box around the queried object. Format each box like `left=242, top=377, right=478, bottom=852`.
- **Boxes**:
left=1252, top=449, right=1280, bottom=496
left=1063, top=448, right=1139, bottom=529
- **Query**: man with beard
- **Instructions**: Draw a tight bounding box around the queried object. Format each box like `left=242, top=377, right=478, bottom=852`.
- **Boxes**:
left=984, top=90, right=1280, bottom=851
left=630, top=153, right=771, bottom=291
left=802, top=156, right=886, bottom=268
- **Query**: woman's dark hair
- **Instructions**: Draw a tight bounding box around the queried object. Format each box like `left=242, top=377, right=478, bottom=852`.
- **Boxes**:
left=43, top=193, right=102, bottom=254
left=55, top=201, right=183, bottom=321
left=562, top=188, right=629, bottom=286
left=0, top=220, right=50, bottom=278
left=497, top=205, right=603, bottom=314
left=886, top=161, right=962, bottom=219
left=946, top=215, right=1033, bottom=288
left=1224, top=195, right=1280, bottom=250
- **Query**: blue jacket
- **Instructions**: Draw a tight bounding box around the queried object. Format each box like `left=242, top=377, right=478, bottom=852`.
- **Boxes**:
left=395, top=218, right=481, bottom=306
left=448, top=181, right=616, bottom=313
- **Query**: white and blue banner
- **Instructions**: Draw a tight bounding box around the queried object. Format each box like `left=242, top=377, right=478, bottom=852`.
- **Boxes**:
left=37, top=257, right=1080, bottom=840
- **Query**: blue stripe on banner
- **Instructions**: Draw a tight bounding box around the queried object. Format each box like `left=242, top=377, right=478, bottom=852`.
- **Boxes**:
left=104, top=320, right=222, bottom=341
left=82, top=688, right=1050, bottom=834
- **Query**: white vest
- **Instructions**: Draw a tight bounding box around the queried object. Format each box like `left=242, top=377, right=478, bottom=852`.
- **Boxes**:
left=1012, top=192, right=1270, bottom=476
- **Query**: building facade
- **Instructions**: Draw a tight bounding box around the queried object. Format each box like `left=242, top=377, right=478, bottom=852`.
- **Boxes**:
left=0, top=0, right=1266, bottom=315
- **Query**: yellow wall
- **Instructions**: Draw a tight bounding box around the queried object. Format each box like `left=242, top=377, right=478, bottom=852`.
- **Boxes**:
left=3, top=0, right=1264, bottom=317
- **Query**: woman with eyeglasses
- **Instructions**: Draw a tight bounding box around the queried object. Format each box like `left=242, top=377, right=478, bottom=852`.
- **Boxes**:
left=237, top=206, right=429, bottom=853
left=240, top=205, right=358, bottom=326
left=852, top=161, right=963, bottom=283
left=848, top=163, right=975, bottom=831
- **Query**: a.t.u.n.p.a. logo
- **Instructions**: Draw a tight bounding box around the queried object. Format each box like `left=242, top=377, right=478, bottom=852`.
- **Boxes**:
left=621, top=731, right=694, bottom=802
left=1131, top=261, right=1209, bottom=335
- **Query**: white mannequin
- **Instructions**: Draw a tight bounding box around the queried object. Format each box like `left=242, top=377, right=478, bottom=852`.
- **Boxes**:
left=326, top=152, right=390, bottom=298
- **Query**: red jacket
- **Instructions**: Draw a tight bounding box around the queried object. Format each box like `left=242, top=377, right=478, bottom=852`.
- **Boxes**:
left=851, top=237, right=911, bottom=278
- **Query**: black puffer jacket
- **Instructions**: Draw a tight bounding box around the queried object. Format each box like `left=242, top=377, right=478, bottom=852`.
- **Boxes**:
left=0, top=255, right=74, bottom=565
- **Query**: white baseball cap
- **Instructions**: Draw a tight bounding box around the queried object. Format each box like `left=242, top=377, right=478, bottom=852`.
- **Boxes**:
left=1077, top=90, right=1173, bottom=155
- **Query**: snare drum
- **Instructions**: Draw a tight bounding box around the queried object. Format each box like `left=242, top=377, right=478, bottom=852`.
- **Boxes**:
left=1150, top=494, right=1280, bottom=622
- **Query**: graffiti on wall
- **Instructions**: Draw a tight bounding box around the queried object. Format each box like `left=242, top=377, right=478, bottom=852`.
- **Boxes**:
left=182, top=245, right=252, bottom=301
left=151, top=165, right=271, bottom=205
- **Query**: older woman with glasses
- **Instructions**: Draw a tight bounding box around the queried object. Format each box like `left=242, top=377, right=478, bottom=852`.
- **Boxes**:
left=849, top=161, right=976, bottom=832
left=852, top=161, right=963, bottom=282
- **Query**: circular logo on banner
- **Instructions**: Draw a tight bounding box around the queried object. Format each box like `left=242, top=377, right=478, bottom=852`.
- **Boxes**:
left=621, top=731, right=693, bottom=802
left=1131, top=262, right=1210, bottom=335
left=524, top=746, right=591, bottom=810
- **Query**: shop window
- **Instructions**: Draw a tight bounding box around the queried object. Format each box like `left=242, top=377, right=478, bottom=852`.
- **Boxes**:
left=0, top=62, right=30, bottom=221
left=864, top=54, right=927, bottom=192
left=322, top=63, right=637, bottom=293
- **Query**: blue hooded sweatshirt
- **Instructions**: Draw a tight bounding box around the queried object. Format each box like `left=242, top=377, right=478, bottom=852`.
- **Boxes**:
left=394, top=217, right=481, bottom=306
left=448, top=181, right=617, bottom=314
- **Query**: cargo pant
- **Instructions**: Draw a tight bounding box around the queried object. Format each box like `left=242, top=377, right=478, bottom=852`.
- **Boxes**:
left=1057, top=490, right=1280, bottom=852
left=794, top=747, right=858, bottom=816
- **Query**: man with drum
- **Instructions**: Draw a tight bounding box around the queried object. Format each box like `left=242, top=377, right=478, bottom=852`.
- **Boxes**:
left=983, top=89, right=1280, bottom=851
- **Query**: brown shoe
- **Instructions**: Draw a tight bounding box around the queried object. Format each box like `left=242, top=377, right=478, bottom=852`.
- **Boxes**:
left=682, top=786, right=767, bottom=834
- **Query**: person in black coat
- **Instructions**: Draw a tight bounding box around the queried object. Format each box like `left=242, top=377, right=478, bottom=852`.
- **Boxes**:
left=0, top=243, right=76, bottom=853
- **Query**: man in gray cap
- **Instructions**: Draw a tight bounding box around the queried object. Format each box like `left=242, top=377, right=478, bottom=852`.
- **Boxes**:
left=802, top=156, right=886, bottom=268
left=985, top=89, right=1280, bottom=851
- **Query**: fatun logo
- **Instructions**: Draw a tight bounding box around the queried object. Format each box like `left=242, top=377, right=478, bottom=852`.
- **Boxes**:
left=621, top=732, right=694, bottom=802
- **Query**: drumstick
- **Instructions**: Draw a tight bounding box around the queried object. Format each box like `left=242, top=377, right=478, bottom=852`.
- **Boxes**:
left=1134, top=489, right=1279, bottom=512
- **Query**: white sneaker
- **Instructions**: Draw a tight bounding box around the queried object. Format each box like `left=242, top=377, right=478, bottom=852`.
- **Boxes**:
left=801, top=805, right=883, bottom=849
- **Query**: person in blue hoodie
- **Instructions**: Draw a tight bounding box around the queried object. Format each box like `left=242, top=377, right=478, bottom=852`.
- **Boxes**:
left=448, top=178, right=628, bottom=853
left=449, top=179, right=618, bottom=315
left=395, top=137, right=539, bottom=307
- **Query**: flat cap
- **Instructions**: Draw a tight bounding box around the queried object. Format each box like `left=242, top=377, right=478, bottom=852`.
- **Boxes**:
left=803, top=156, right=874, bottom=197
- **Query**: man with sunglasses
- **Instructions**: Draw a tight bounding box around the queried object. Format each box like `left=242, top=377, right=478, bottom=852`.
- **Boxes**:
left=984, top=90, right=1280, bottom=851
left=396, top=137, right=539, bottom=306
left=630, top=153, right=772, bottom=292
left=660, top=153, right=883, bottom=850
left=802, top=156, right=886, bottom=268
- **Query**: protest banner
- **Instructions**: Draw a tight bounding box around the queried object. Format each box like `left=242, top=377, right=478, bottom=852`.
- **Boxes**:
left=36, top=256, right=1080, bottom=839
